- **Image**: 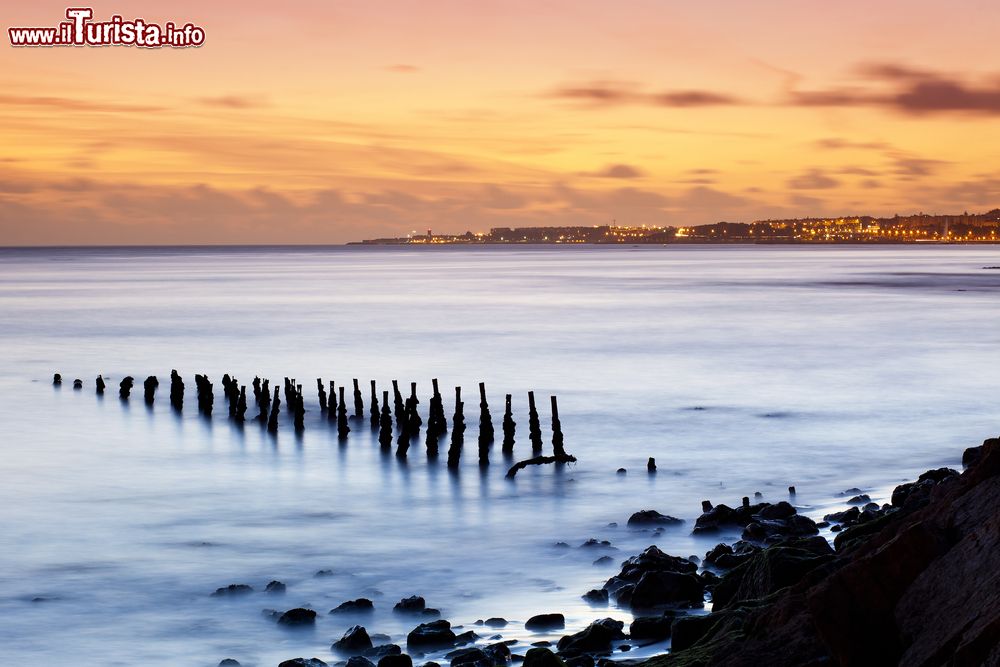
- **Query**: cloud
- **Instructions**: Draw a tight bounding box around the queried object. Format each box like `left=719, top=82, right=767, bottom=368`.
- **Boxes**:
left=889, top=154, right=947, bottom=179
left=386, top=64, right=420, bottom=73
left=0, top=94, right=164, bottom=113
left=787, top=169, right=841, bottom=190
left=814, top=138, right=889, bottom=151
left=547, top=80, right=741, bottom=107
left=197, top=95, right=268, bottom=109
left=582, top=163, right=645, bottom=179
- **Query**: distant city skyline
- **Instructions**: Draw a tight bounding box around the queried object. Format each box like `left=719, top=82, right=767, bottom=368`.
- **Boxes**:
left=2, top=1, right=1000, bottom=244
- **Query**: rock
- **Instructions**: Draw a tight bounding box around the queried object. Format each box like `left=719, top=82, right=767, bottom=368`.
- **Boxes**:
left=522, top=647, right=564, bottom=667
left=211, top=584, right=253, bottom=597
left=823, top=507, right=860, bottom=524
left=347, top=658, right=376, bottom=667
left=563, top=656, right=593, bottom=667
left=394, top=595, right=427, bottom=613
left=627, top=510, right=683, bottom=527
left=629, top=571, right=704, bottom=609
left=277, top=608, right=317, bottom=626
left=556, top=618, right=625, bottom=653
left=525, top=614, right=565, bottom=631
left=602, top=545, right=699, bottom=605
left=365, top=645, right=403, bottom=660
left=448, top=648, right=491, bottom=667
left=315, top=569, right=335, bottom=577
left=484, top=617, right=508, bottom=628
left=265, top=580, right=286, bottom=594
left=592, top=556, right=614, bottom=566
left=407, top=619, right=457, bottom=648
left=278, top=659, right=329, bottom=667
left=647, top=458, right=657, bottom=472
left=580, top=538, right=614, bottom=549
left=454, top=630, right=480, bottom=645
left=628, top=615, right=673, bottom=641
left=616, top=468, right=627, bottom=475
left=710, top=537, right=834, bottom=610
left=334, top=625, right=374, bottom=653
left=846, top=494, right=871, bottom=505
left=332, top=598, right=376, bottom=614
left=219, top=660, right=241, bottom=666
left=378, top=655, right=413, bottom=667
left=582, top=589, right=609, bottom=604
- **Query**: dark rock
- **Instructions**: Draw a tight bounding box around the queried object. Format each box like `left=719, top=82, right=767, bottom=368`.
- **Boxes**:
left=616, top=468, right=627, bottom=475
left=347, top=658, right=376, bottom=667
left=277, top=608, right=317, bottom=626
left=962, top=444, right=984, bottom=468
left=824, top=506, right=860, bottom=524
left=847, top=494, right=871, bottom=505
left=278, top=659, right=329, bottom=667
left=711, top=537, right=834, bottom=610
left=448, top=648, right=491, bottom=667
left=484, top=617, right=508, bottom=628
left=454, top=630, right=480, bottom=645
left=265, top=580, right=286, bottom=594
left=423, top=608, right=442, bottom=618
left=592, top=556, right=614, bottom=566
left=582, top=589, right=609, bottom=604
left=628, top=615, right=673, bottom=641
left=522, top=648, right=564, bottom=667
left=394, top=596, right=427, bottom=613
left=407, top=619, right=457, bottom=648
left=629, top=571, right=704, bottom=609
left=219, top=660, right=241, bottom=666
left=530, top=642, right=551, bottom=647
left=315, top=569, right=335, bottom=577
left=364, top=645, right=402, bottom=660
left=580, top=538, right=614, bottom=549
left=525, top=614, right=565, bottom=631
left=334, top=625, right=374, bottom=653
left=563, top=656, right=593, bottom=667
left=556, top=618, right=625, bottom=653
left=378, top=655, right=413, bottom=667
left=211, top=584, right=253, bottom=597
left=626, top=510, right=683, bottom=527
left=332, top=598, right=375, bottom=614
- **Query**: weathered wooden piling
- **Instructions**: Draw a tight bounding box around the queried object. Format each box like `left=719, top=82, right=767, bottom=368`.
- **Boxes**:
left=293, top=383, right=305, bottom=430
left=378, top=390, right=393, bottom=449
left=337, top=386, right=350, bottom=439
left=406, top=382, right=422, bottom=431
left=392, top=380, right=405, bottom=429
left=119, top=376, right=134, bottom=400
left=96, top=375, right=106, bottom=395
left=352, top=379, right=364, bottom=420
left=143, top=375, right=159, bottom=405
left=196, top=374, right=215, bottom=416
left=236, top=386, right=248, bottom=423
left=228, top=376, right=242, bottom=419
left=317, top=378, right=327, bottom=412
left=327, top=381, right=337, bottom=421
left=53, top=373, right=62, bottom=386
left=501, top=393, right=516, bottom=455
left=447, top=387, right=465, bottom=468
left=252, top=376, right=262, bottom=406
left=169, top=370, right=184, bottom=411
left=647, top=457, right=657, bottom=473
left=369, top=381, right=379, bottom=428
left=550, top=395, right=566, bottom=458
left=477, top=383, right=493, bottom=467
left=73, top=378, right=83, bottom=389
left=527, top=391, right=543, bottom=455
left=266, top=387, right=281, bottom=433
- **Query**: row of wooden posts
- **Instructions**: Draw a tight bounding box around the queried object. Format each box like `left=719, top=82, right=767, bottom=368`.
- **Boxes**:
left=53, top=372, right=575, bottom=474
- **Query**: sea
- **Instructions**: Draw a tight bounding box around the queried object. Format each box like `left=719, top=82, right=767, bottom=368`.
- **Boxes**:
left=1, top=245, right=998, bottom=666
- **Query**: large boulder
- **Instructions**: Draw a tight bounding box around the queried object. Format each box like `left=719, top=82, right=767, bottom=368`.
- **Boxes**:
left=629, top=615, right=674, bottom=641
left=522, top=648, right=565, bottom=667
left=525, top=614, right=565, bottom=631
left=629, top=571, right=704, bottom=609
left=279, top=660, right=329, bottom=667
left=333, top=625, right=374, bottom=653
left=277, top=608, right=317, bottom=626
left=332, top=598, right=375, bottom=614
left=556, top=618, right=626, bottom=654
left=711, top=537, right=834, bottom=610
left=627, top=510, right=684, bottom=527
left=394, top=596, right=427, bottom=613
left=407, top=620, right=457, bottom=648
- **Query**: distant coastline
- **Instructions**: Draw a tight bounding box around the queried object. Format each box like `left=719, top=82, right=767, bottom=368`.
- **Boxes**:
left=351, top=209, right=1000, bottom=245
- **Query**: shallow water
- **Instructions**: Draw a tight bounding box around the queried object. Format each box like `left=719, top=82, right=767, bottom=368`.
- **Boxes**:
left=1, top=245, right=998, bottom=666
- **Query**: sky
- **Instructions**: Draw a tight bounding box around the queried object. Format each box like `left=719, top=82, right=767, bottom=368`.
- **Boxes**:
left=1, top=0, right=999, bottom=244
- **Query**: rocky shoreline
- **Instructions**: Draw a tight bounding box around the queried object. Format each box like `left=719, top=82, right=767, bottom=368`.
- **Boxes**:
left=238, top=438, right=999, bottom=667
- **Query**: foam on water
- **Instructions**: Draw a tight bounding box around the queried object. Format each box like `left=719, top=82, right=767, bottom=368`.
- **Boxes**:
left=0, top=245, right=997, bottom=666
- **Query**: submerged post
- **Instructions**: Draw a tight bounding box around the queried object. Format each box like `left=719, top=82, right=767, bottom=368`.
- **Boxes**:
left=527, top=391, right=543, bottom=455
left=369, top=380, right=379, bottom=429
left=170, top=370, right=184, bottom=411
left=478, top=382, right=493, bottom=467
left=407, top=381, right=422, bottom=431
left=327, top=380, right=337, bottom=421
left=53, top=373, right=62, bottom=386
left=337, top=386, right=350, bottom=439
left=235, top=385, right=248, bottom=423
left=143, top=375, right=158, bottom=405
left=501, top=393, right=516, bottom=455
left=293, top=383, right=305, bottom=431
left=426, top=378, right=445, bottom=456
left=447, top=387, right=465, bottom=469
left=96, top=375, right=106, bottom=395
left=392, top=380, right=405, bottom=429
left=317, top=378, right=327, bottom=412
left=196, top=374, right=215, bottom=416
left=119, top=376, right=134, bottom=400
left=550, top=395, right=566, bottom=458
left=266, top=387, right=281, bottom=434
left=378, top=390, right=393, bottom=450
left=353, top=379, right=364, bottom=420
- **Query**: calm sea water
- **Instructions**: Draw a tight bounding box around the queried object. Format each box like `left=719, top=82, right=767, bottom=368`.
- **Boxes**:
left=1, top=245, right=998, bottom=666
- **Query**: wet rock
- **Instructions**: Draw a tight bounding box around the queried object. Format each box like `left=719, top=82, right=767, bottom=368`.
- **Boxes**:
left=365, top=645, right=402, bottom=660
left=378, top=655, right=413, bottom=667
left=522, top=648, right=564, bottom=667
left=277, top=608, right=317, bottom=626
left=219, top=660, right=241, bottom=666
left=454, top=630, right=480, bottom=645
left=847, top=494, right=871, bottom=505
left=628, top=615, right=673, bottom=641
left=741, top=513, right=819, bottom=543
left=407, top=619, right=457, bottom=648
left=334, top=625, right=374, bottom=653
left=394, top=595, right=427, bottom=613
left=602, top=545, right=698, bottom=606
left=423, top=608, right=442, bottom=618
left=279, top=659, right=328, bottom=667
left=616, top=468, right=627, bottom=475
left=629, top=570, right=704, bottom=609
left=53, top=373, right=62, bottom=385
left=332, top=598, right=375, bottom=614
left=484, top=617, right=508, bottom=628
left=73, top=378, right=83, bottom=389
left=711, top=536, right=834, bottom=610
left=211, top=584, right=253, bottom=597
left=529, top=642, right=551, bottom=648
left=824, top=506, right=860, bottom=525
left=448, top=648, right=491, bottom=667
left=556, top=618, right=625, bottom=654
left=563, top=656, right=593, bottom=667
left=703, top=541, right=761, bottom=570
left=265, top=580, right=286, bottom=594
left=582, top=589, right=609, bottom=604
left=592, top=556, right=614, bottom=566
left=647, top=458, right=656, bottom=473
left=525, top=614, right=565, bottom=631
left=347, top=658, right=376, bottom=667
left=626, top=510, right=683, bottom=527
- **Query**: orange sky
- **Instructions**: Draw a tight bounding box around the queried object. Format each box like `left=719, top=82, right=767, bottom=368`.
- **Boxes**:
left=2, top=0, right=999, bottom=244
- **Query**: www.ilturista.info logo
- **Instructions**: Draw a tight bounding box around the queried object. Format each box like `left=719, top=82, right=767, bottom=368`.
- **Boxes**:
left=8, top=8, right=205, bottom=48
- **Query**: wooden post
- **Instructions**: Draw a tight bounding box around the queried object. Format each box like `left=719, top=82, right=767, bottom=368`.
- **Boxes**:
left=353, top=379, right=364, bottom=420
left=369, top=380, right=379, bottom=428
left=266, top=387, right=281, bottom=433
left=96, top=375, right=106, bottom=395
left=501, top=393, right=516, bottom=455
left=425, top=378, right=446, bottom=452
left=53, top=373, right=62, bottom=386
left=317, top=378, right=327, bottom=412
left=337, top=386, right=350, bottom=439
left=527, top=391, right=543, bottom=455
left=143, top=375, right=159, bottom=405
left=327, top=381, right=337, bottom=421
left=119, top=376, right=134, bottom=400
left=447, top=387, right=465, bottom=468
left=235, top=386, right=248, bottom=423
left=550, top=395, right=566, bottom=458
left=170, top=370, right=184, bottom=411
left=378, top=390, right=393, bottom=450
